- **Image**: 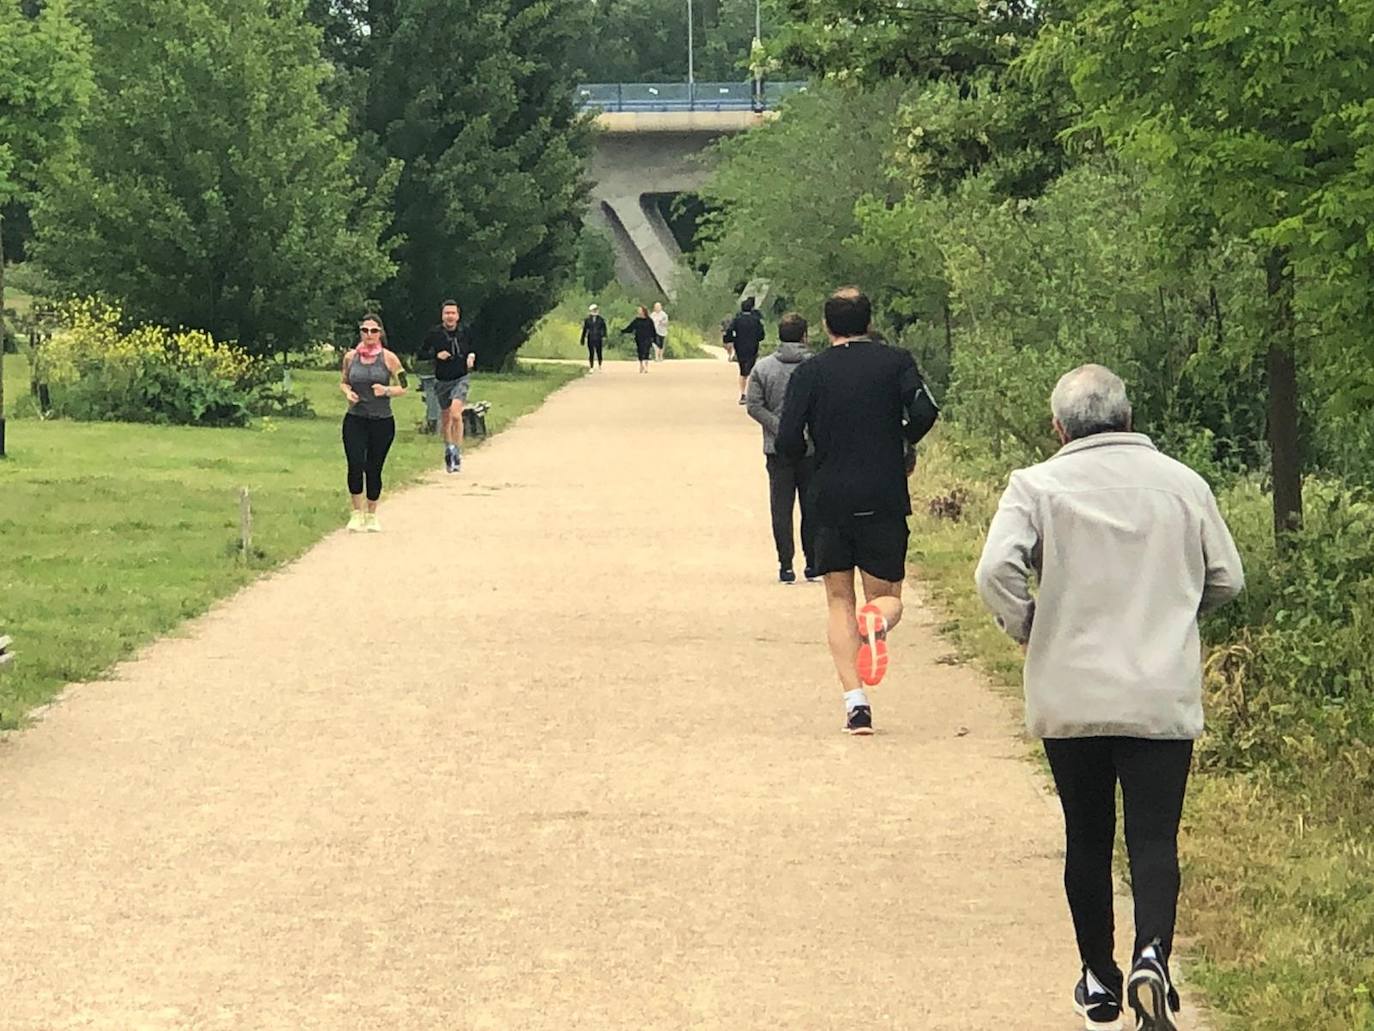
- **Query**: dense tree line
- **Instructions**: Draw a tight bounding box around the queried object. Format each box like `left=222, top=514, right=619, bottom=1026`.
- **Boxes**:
left=1, top=0, right=594, bottom=374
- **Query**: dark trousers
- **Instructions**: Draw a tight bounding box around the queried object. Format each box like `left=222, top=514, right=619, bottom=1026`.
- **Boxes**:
left=587, top=340, right=603, bottom=367
left=1043, top=736, right=1194, bottom=991
left=766, top=452, right=816, bottom=570
left=342, top=414, right=396, bottom=501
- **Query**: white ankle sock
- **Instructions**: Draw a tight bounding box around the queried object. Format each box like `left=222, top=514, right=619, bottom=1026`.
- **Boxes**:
left=844, top=689, right=869, bottom=711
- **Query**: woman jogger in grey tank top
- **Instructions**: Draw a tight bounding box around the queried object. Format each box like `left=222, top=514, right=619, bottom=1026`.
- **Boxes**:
left=341, top=314, right=407, bottom=532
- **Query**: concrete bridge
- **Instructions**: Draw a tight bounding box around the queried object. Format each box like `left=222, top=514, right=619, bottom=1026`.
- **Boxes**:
left=580, top=82, right=806, bottom=297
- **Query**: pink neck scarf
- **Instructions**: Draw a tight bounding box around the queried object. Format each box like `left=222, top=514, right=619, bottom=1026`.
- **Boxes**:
left=356, top=339, right=383, bottom=360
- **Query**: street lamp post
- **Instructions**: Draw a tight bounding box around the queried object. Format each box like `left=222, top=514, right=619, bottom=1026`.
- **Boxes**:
left=752, top=0, right=763, bottom=112
left=686, top=0, right=694, bottom=107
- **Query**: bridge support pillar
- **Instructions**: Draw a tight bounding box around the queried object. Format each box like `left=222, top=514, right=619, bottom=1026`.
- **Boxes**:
left=594, top=195, right=685, bottom=299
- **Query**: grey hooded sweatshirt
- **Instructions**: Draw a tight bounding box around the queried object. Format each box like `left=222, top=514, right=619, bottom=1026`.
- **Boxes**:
left=746, top=340, right=811, bottom=454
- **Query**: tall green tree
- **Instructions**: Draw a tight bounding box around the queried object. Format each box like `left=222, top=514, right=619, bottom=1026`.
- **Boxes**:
left=1030, top=0, right=1374, bottom=538
left=355, top=0, right=593, bottom=366
left=0, top=0, right=90, bottom=456
left=34, top=0, right=395, bottom=357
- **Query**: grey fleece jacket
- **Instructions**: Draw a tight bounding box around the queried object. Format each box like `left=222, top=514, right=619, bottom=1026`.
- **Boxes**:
left=745, top=340, right=811, bottom=454
left=974, top=433, right=1245, bottom=740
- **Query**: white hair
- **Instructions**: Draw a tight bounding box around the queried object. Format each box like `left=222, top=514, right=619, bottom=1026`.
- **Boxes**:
left=1050, top=364, right=1132, bottom=440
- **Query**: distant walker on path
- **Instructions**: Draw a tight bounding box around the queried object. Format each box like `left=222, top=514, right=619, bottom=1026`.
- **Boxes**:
left=746, top=311, right=817, bottom=584
left=724, top=296, right=766, bottom=404
left=651, top=302, right=669, bottom=362
left=581, top=304, right=608, bottom=369
left=622, top=306, right=658, bottom=375
left=975, top=364, right=1245, bottom=1031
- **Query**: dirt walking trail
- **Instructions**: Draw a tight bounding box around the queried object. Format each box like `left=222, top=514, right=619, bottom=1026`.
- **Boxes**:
left=0, top=361, right=1203, bottom=1030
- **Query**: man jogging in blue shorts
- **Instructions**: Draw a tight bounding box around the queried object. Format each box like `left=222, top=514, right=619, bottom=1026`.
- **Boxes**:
left=418, top=300, right=477, bottom=473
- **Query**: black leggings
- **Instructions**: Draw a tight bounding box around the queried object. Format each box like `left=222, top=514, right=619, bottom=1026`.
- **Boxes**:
left=342, top=414, right=396, bottom=501
left=1044, top=736, right=1194, bottom=992
left=587, top=340, right=603, bottom=367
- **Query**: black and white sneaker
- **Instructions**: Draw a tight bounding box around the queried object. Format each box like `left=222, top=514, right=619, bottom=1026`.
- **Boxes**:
left=804, top=567, right=821, bottom=582
left=1127, top=943, right=1180, bottom=1031
left=779, top=567, right=796, bottom=584
left=452, top=449, right=462, bottom=472
left=845, top=705, right=874, bottom=735
left=443, top=449, right=454, bottom=473
left=1074, top=970, right=1123, bottom=1031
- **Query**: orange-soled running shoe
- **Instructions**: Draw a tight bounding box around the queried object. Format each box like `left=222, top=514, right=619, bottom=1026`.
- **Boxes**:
left=856, top=603, right=889, bottom=686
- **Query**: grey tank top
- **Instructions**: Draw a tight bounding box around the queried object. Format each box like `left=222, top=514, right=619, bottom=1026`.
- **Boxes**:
left=347, top=353, right=393, bottom=419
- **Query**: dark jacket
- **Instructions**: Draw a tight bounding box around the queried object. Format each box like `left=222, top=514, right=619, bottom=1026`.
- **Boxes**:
left=621, top=316, right=658, bottom=347
left=725, top=309, right=765, bottom=353
left=580, top=315, right=608, bottom=345
left=418, top=324, right=475, bottom=381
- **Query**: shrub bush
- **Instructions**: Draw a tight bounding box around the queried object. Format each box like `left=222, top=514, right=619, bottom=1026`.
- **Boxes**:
left=41, top=300, right=312, bottom=426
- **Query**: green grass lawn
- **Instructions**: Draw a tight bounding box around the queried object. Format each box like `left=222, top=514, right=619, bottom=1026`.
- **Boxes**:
left=0, top=358, right=581, bottom=727
left=5, top=286, right=34, bottom=321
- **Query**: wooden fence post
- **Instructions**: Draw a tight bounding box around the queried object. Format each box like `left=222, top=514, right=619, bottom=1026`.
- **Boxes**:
left=239, top=488, right=253, bottom=560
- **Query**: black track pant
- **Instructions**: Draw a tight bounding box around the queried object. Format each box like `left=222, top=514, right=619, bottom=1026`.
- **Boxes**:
left=766, top=453, right=815, bottom=571
left=587, top=340, right=604, bottom=367
left=1043, top=736, right=1194, bottom=992
left=342, top=414, right=396, bottom=501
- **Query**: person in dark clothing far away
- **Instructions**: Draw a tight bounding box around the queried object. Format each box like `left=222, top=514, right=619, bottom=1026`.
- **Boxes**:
left=724, top=296, right=766, bottom=404
left=776, top=287, right=932, bottom=736
left=975, top=364, right=1244, bottom=1031
left=580, top=304, right=608, bottom=369
left=417, top=300, right=477, bottom=473
left=746, top=312, right=817, bottom=584
left=721, top=317, right=736, bottom=362
left=621, top=306, right=658, bottom=374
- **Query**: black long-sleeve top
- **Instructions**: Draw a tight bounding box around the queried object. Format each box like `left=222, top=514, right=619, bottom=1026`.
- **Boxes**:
left=621, top=316, right=658, bottom=347
left=776, top=338, right=925, bottom=524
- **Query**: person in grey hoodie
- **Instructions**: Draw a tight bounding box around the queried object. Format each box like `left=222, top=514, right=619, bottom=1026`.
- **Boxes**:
left=746, top=312, right=816, bottom=583
left=974, top=364, right=1244, bottom=1031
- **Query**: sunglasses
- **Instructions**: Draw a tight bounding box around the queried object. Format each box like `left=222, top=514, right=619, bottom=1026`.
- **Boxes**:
left=358, top=327, right=382, bottom=335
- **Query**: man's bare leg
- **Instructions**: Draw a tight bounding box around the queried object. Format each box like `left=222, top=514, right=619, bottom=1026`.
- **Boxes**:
left=825, top=571, right=863, bottom=693
left=447, top=399, right=466, bottom=470
left=825, top=571, right=876, bottom=733
left=450, top=399, right=465, bottom=449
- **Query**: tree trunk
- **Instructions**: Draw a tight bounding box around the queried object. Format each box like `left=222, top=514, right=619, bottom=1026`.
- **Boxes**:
left=1, top=215, right=8, bottom=458
left=1265, top=248, right=1301, bottom=539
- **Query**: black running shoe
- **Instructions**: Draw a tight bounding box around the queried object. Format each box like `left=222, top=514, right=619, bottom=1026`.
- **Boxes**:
left=1074, top=970, right=1123, bottom=1031
left=444, top=449, right=454, bottom=473
left=452, top=449, right=462, bottom=472
left=779, top=567, right=796, bottom=584
left=738, top=394, right=747, bottom=405
left=1127, top=944, right=1180, bottom=1031
left=845, top=705, right=874, bottom=735
left=804, top=567, right=820, bottom=582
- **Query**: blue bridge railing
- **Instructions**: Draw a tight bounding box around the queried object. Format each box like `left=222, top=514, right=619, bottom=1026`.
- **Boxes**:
left=577, top=82, right=809, bottom=113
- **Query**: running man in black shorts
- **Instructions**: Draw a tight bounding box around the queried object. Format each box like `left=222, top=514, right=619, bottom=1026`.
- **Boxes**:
left=724, top=296, right=766, bottom=405
left=776, top=287, right=931, bottom=735
left=418, top=300, right=477, bottom=473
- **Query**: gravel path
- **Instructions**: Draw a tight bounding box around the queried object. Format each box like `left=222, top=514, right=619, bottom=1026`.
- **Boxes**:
left=0, top=361, right=1203, bottom=1029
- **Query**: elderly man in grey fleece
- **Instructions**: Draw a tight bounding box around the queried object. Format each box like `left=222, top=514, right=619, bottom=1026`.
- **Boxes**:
left=974, top=364, right=1243, bottom=1031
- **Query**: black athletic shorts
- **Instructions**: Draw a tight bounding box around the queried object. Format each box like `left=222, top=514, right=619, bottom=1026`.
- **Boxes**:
left=736, top=348, right=759, bottom=376
left=814, top=514, right=909, bottom=583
